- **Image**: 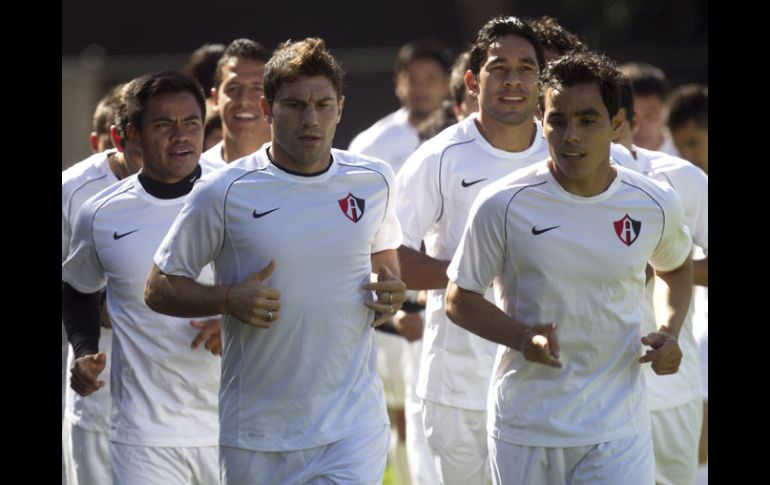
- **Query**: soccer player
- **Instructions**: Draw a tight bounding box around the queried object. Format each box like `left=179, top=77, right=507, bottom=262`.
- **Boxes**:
left=202, top=38, right=272, bottom=164
left=61, top=82, right=143, bottom=485
left=62, top=71, right=223, bottom=485
left=445, top=51, right=693, bottom=484
left=395, top=16, right=550, bottom=484
left=145, top=38, right=407, bottom=483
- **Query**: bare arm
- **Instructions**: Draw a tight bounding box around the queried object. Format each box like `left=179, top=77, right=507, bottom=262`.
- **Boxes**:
left=693, top=256, right=707, bottom=287
left=640, top=256, right=693, bottom=374
left=145, top=261, right=281, bottom=328
left=445, top=281, right=561, bottom=368
left=397, top=245, right=450, bottom=290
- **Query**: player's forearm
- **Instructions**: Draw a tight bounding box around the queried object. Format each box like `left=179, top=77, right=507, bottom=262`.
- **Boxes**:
left=144, top=264, right=228, bottom=318
left=692, top=257, right=708, bottom=287
left=445, top=281, right=528, bottom=350
left=61, top=282, right=101, bottom=358
left=653, top=257, right=694, bottom=338
left=397, top=245, right=449, bottom=290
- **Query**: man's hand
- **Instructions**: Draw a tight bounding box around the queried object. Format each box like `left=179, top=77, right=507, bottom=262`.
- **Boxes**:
left=362, top=265, right=407, bottom=327
left=190, top=318, right=222, bottom=356
left=521, top=323, right=562, bottom=368
left=639, top=331, right=682, bottom=375
left=71, top=352, right=107, bottom=396
left=226, top=260, right=281, bottom=328
left=393, top=310, right=423, bottom=342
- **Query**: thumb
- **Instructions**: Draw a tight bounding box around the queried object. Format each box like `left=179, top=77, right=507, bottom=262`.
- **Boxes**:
left=377, top=264, right=393, bottom=281
left=546, top=323, right=560, bottom=358
left=190, top=319, right=205, bottom=329
left=94, top=352, right=107, bottom=369
left=253, top=259, right=276, bottom=282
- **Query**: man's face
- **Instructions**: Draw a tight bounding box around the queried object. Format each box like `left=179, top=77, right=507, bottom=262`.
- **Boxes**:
left=632, top=94, right=665, bottom=150
left=672, top=120, right=708, bottom=173
left=213, top=57, right=269, bottom=142
left=129, top=91, right=203, bottom=183
left=262, top=75, right=344, bottom=172
left=471, top=35, right=540, bottom=126
left=543, top=82, right=619, bottom=192
left=395, top=58, right=449, bottom=121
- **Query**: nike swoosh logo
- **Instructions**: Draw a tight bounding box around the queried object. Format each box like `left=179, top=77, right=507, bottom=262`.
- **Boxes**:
left=461, top=178, right=487, bottom=187
left=531, top=225, right=560, bottom=235
left=252, top=208, right=280, bottom=219
left=113, top=229, right=139, bottom=240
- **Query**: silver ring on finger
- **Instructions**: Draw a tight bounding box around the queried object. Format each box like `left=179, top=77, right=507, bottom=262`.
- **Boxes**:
left=266, top=310, right=273, bottom=322
left=388, top=305, right=394, bottom=314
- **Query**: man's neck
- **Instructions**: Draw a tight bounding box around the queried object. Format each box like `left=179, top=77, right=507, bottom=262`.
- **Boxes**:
left=221, top=133, right=266, bottom=163
left=548, top=159, right=617, bottom=198
left=107, top=151, right=130, bottom=180
left=476, top=113, right=536, bottom=152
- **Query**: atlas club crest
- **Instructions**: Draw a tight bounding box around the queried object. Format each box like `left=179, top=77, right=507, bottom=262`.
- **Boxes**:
left=338, top=193, right=366, bottom=223
left=613, top=214, right=641, bottom=246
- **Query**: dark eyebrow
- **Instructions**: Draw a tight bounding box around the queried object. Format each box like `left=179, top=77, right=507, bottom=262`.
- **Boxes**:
left=575, top=108, right=602, bottom=117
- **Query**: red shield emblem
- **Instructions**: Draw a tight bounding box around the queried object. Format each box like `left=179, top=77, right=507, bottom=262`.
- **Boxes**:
left=338, top=193, right=366, bottom=223
left=613, top=214, right=641, bottom=246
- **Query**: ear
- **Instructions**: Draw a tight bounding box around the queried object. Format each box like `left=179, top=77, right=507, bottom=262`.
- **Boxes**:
left=89, top=132, right=100, bottom=154
left=611, top=110, right=625, bottom=141
left=260, top=97, right=273, bottom=123
left=464, top=69, right=479, bottom=95
left=126, top=122, right=141, bottom=147
left=210, top=87, right=220, bottom=112
left=336, top=96, right=345, bottom=124
left=110, top=125, right=124, bottom=153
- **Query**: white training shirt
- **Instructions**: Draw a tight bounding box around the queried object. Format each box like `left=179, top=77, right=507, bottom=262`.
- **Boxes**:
left=154, top=147, right=402, bottom=451
left=449, top=161, right=692, bottom=447
left=61, top=162, right=222, bottom=447
left=62, top=150, right=118, bottom=433
left=396, top=114, right=549, bottom=410
left=640, top=146, right=708, bottom=410
left=200, top=140, right=226, bottom=165
left=348, top=107, right=420, bottom=174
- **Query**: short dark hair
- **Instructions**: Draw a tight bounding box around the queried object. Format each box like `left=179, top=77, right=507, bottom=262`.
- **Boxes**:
left=450, top=51, right=472, bottom=107
left=618, top=75, right=635, bottom=124
left=540, top=51, right=625, bottom=119
left=213, top=38, right=272, bottom=89
left=667, top=84, right=708, bottom=131
left=124, top=71, right=206, bottom=131
left=264, top=37, right=344, bottom=105
left=469, top=16, right=545, bottom=75
left=417, top=100, right=456, bottom=142
left=619, top=62, right=668, bottom=99
left=184, top=43, right=226, bottom=97
left=394, top=38, right=453, bottom=75
left=204, top=112, right=222, bottom=139
left=92, top=83, right=125, bottom=136
left=526, top=15, right=587, bottom=58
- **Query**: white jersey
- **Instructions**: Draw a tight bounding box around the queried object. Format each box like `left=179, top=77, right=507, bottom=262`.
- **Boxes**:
left=200, top=140, right=227, bottom=166
left=638, top=146, right=708, bottom=410
left=396, top=114, right=549, bottom=410
left=656, top=132, right=681, bottom=158
left=62, top=164, right=221, bottom=447
left=154, top=147, right=402, bottom=451
left=449, top=162, right=692, bottom=447
left=62, top=150, right=118, bottom=433
left=348, top=108, right=420, bottom=174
